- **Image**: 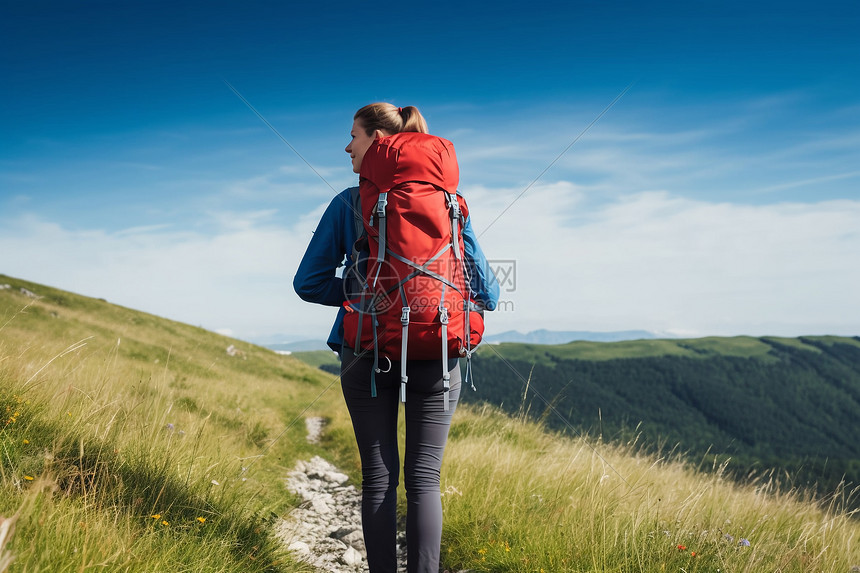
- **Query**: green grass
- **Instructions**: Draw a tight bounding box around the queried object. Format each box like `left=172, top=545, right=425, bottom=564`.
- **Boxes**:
left=290, top=350, right=341, bottom=369
left=0, top=275, right=358, bottom=572
left=761, top=336, right=824, bottom=354
left=4, top=274, right=860, bottom=572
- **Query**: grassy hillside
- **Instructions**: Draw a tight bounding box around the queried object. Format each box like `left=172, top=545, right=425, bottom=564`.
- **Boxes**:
left=3, top=275, right=860, bottom=572
left=0, top=274, right=358, bottom=572
left=465, top=335, right=860, bottom=502
left=291, top=350, right=341, bottom=370
left=481, top=335, right=824, bottom=363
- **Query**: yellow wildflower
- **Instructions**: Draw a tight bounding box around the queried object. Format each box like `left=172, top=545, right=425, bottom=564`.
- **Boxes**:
left=196, top=517, right=206, bottom=524
left=22, top=439, right=29, bottom=444
left=24, top=475, right=34, bottom=481
left=161, top=520, right=169, bottom=526
left=478, top=548, right=488, bottom=555
left=150, top=514, right=161, bottom=519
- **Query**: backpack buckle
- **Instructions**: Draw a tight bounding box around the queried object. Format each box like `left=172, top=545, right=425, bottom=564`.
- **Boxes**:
left=376, top=194, right=388, bottom=218
left=401, top=306, right=410, bottom=325
left=447, top=193, right=460, bottom=216
left=439, top=307, right=449, bottom=325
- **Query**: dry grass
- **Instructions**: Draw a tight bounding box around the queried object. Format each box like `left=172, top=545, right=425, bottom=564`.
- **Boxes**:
left=0, top=276, right=351, bottom=572
left=441, top=405, right=860, bottom=572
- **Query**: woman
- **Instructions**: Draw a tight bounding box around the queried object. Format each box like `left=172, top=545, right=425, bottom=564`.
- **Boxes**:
left=294, top=103, right=499, bottom=573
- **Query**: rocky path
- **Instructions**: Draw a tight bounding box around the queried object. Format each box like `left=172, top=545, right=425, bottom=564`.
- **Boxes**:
left=276, top=455, right=369, bottom=572
left=275, top=418, right=409, bottom=573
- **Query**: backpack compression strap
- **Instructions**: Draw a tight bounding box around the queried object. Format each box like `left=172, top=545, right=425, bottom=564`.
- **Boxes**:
left=374, top=193, right=388, bottom=262
left=446, top=192, right=462, bottom=260
left=349, top=186, right=364, bottom=242
left=439, top=285, right=451, bottom=411
left=399, top=284, right=409, bottom=403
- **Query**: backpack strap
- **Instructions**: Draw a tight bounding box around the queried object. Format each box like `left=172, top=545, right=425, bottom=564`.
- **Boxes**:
left=348, top=186, right=363, bottom=241
left=370, top=312, right=381, bottom=397
left=375, top=192, right=388, bottom=263
left=349, top=186, right=369, bottom=273
left=463, top=299, right=477, bottom=392
left=445, top=192, right=462, bottom=260
left=439, top=285, right=450, bottom=411
left=385, top=247, right=460, bottom=294
left=399, top=284, right=410, bottom=403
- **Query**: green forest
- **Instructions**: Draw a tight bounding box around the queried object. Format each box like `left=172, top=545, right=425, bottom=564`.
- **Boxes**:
left=460, top=336, right=860, bottom=502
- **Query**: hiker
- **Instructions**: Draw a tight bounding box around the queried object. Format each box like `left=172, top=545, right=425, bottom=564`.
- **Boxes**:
left=294, top=102, right=499, bottom=573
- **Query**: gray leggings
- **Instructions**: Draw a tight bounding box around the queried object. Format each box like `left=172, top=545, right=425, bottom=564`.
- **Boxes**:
left=340, top=347, right=461, bottom=573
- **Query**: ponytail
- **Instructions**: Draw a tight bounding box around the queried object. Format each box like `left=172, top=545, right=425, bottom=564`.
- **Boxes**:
left=354, top=103, right=429, bottom=136
left=398, top=106, right=428, bottom=134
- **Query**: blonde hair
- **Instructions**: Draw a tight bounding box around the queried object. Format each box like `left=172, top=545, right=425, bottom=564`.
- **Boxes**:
left=354, top=103, right=428, bottom=136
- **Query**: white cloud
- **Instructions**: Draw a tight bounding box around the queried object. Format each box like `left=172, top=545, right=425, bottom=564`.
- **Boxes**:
left=5, top=187, right=859, bottom=342
left=0, top=208, right=336, bottom=342
left=2, top=189, right=858, bottom=343
left=464, top=184, right=860, bottom=337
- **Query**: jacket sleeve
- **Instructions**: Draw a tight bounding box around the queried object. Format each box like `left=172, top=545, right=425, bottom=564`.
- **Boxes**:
left=293, top=190, right=351, bottom=307
left=463, top=216, right=500, bottom=311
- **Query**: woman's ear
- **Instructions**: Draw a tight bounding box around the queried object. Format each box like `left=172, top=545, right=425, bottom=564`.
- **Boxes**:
left=374, top=129, right=387, bottom=140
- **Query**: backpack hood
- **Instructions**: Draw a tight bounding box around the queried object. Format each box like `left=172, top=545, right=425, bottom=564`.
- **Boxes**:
left=359, top=132, right=459, bottom=193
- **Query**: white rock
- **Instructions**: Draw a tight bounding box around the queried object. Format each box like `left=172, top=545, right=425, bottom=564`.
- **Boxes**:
left=327, top=470, right=350, bottom=485
left=281, top=456, right=374, bottom=571
left=342, top=546, right=363, bottom=567
left=342, top=530, right=366, bottom=552
left=312, top=498, right=331, bottom=514
left=287, top=541, right=310, bottom=555
left=305, top=416, right=325, bottom=443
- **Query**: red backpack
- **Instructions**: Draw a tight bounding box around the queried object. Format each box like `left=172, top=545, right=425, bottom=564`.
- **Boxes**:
left=342, top=131, right=483, bottom=409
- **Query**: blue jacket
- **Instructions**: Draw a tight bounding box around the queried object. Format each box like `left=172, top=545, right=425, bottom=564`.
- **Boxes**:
left=294, top=187, right=500, bottom=352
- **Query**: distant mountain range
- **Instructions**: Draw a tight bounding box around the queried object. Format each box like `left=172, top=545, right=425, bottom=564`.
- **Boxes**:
left=484, top=329, right=660, bottom=345
left=265, top=339, right=331, bottom=353
left=260, top=329, right=661, bottom=352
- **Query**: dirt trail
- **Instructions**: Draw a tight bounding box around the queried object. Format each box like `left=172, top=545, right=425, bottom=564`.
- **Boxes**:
left=276, top=417, right=409, bottom=573
left=277, top=417, right=467, bottom=573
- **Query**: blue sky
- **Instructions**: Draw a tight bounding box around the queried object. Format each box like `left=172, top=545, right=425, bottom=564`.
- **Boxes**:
left=2, top=0, right=859, bottom=342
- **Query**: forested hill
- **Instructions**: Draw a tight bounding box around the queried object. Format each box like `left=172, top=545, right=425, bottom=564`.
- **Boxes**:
left=463, top=336, right=860, bottom=497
